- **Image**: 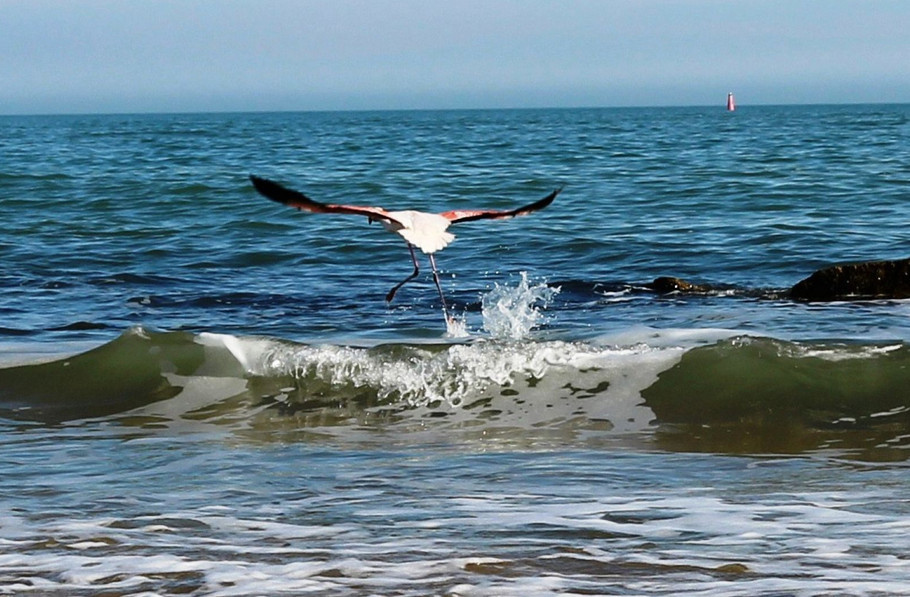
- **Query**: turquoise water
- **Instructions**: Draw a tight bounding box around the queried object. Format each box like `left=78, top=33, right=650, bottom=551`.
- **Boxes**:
left=2, top=105, right=910, bottom=595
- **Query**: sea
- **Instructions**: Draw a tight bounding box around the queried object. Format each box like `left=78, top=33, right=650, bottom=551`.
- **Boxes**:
left=1, top=104, right=910, bottom=596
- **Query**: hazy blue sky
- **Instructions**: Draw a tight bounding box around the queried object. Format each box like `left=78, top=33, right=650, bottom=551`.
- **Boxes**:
left=1, top=0, right=908, bottom=114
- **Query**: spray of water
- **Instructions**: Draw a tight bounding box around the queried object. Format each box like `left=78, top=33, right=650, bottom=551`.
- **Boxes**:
left=444, top=314, right=470, bottom=338
left=481, top=272, right=559, bottom=340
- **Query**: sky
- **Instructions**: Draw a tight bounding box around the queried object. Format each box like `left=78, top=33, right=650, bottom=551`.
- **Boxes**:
left=1, top=0, right=908, bottom=115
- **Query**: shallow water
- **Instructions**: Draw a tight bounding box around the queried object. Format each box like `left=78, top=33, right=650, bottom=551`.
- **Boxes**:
left=2, top=105, right=910, bottom=595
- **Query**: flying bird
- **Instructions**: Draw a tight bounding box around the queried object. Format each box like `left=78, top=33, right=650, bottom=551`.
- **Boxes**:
left=249, top=175, right=561, bottom=324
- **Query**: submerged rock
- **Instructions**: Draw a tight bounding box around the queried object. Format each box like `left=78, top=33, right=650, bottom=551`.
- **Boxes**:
left=790, top=258, right=910, bottom=301
left=647, top=276, right=714, bottom=294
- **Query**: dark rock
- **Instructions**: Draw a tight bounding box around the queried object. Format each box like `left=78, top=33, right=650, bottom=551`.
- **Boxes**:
left=648, top=276, right=714, bottom=294
left=790, top=258, right=910, bottom=301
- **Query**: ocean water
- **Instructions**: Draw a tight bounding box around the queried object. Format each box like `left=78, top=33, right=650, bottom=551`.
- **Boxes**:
left=2, top=104, right=910, bottom=595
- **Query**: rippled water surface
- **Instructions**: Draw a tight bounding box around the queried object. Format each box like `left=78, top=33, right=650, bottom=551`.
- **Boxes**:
left=2, top=105, right=910, bottom=595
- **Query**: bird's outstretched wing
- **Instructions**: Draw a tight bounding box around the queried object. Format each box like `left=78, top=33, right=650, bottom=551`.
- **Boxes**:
left=250, top=175, right=402, bottom=225
left=440, top=187, right=562, bottom=224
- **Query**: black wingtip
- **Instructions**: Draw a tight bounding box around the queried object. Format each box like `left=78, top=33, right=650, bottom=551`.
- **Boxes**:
left=525, top=185, right=563, bottom=213
left=249, top=174, right=271, bottom=193
left=249, top=174, right=296, bottom=206
left=249, top=174, right=266, bottom=193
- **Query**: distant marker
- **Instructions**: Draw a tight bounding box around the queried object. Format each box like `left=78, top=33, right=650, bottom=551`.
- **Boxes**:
left=727, top=92, right=736, bottom=112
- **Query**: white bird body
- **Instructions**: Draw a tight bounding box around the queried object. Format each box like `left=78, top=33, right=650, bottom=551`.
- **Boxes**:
left=384, top=210, right=455, bottom=254
left=249, top=175, right=561, bottom=324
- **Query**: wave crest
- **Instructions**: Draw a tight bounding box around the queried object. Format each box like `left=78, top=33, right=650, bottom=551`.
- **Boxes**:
left=4, top=328, right=910, bottom=457
left=247, top=337, right=643, bottom=408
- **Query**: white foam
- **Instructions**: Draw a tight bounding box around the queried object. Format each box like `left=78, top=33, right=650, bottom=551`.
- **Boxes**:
left=592, top=325, right=752, bottom=349
left=0, top=340, right=100, bottom=368
left=798, top=342, right=904, bottom=361
left=217, top=333, right=690, bottom=445
left=4, top=455, right=910, bottom=597
left=196, top=332, right=277, bottom=372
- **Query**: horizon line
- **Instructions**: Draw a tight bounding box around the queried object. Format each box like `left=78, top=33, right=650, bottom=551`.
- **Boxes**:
left=1, top=99, right=908, bottom=119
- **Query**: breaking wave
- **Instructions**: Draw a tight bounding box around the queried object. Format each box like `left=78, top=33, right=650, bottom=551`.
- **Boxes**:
left=2, top=325, right=910, bottom=456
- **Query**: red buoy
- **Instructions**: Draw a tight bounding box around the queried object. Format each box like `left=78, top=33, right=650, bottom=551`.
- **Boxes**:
left=727, top=92, right=736, bottom=111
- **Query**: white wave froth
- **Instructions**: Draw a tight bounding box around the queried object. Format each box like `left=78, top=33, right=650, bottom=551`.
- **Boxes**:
left=253, top=340, right=592, bottom=406
left=223, top=335, right=684, bottom=440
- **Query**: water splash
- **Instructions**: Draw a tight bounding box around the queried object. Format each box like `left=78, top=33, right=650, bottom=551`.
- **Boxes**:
left=481, top=272, right=559, bottom=340
left=444, top=314, right=470, bottom=339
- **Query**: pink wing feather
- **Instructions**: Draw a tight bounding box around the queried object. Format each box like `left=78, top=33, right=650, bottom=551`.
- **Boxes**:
left=250, top=175, right=403, bottom=226
left=440, top=187, right=562, bottom=223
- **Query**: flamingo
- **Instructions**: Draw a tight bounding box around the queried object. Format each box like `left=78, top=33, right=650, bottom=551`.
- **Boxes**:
left=249, top=175, right=561, bottom=323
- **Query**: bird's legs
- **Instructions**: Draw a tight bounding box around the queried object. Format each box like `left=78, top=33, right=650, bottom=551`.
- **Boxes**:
left=386, top=244, right=452, bottom=325
left=428, top=253, right=452, bottom=323
left=385, top=244, right=420, bottom=303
